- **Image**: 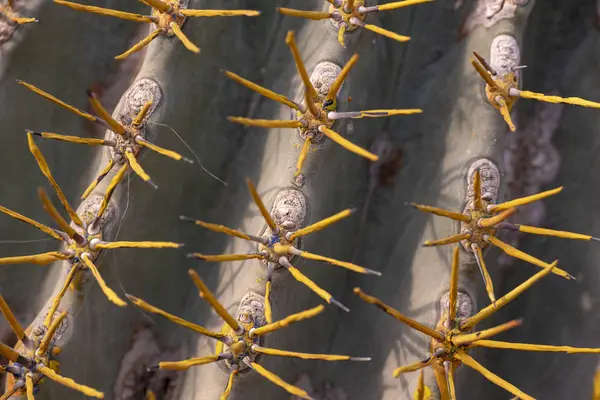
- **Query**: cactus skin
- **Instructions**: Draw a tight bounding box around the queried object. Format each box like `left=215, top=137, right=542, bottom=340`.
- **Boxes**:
left=3, top=0, right=600, bottom=400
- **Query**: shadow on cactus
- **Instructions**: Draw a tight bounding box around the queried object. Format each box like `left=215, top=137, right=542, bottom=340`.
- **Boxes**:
left=0, top=0, right=37, bottom=25
left=0, top=132, right=182, bottom=307
left=355, top=246, right=600, bottom=400
left=127, top=269, right=370, bottom=400
left=471, top=51, right=600, bottom=132
left=0, top=294, right=104, bottom=399
left=18, top=79, right=192, bottom=192
left=182, top=178, right=381, bottom=312
left=411, top=165, right=598, bottom=304
left=225, top=30, right=421, bottom=177
left=53, top=0, right=259, bottom=59
left=278, top=0, right=433, bottom=47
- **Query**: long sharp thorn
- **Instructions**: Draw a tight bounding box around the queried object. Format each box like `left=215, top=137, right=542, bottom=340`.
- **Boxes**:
left=454, top=319, right=522, bottom=346
left=25, top=374, right=34, bottom=400
left=280, top=257, right=348, bottom=311
left=17, top=79, right=101, bottom=123
left=0, top=204, right=62, bottom=240
left=222, top=70, right=301, bottom=110
left=477, top=208, right=517, bottom=228
left=28, top=132, right=84, bottom=227
left=496, top=96, right=516, bottom=132
left=38, top=311, right=68, bottom=355
left=0, top=294, right=28, bottom=342
left=36, top=365, right=104, bottom=398
left=516, top=224, right=598, bottom=241
left=246, top=178, right=277, bottom=231
left=277, top=8, right=331, bottom=20
left=448, top=246, right=460, bottom=322
left=328, top=109, right=422, bottom=119
left=95, top=241, right=182, bottom=250
left=26, top=130, right=115, bottom=147
left=455, top=351, right=534, bottom=400
left=472, top=51, right=497, bottom=75
left=124, top=148, right=158, bottom=189
left=515, top=89, right=600, bottom=108
left=115, top=28, right=161, bottom=60
left=188, top=253, right=263, bottom=262
left=285, top=31, right=319, bottom=103
left=424, top=233, right=471, bottom=247
left=249, top=305, right=324, bottom=337
left=220, top=369, right=238, bottom=400
left=96, top=162, right=128, bottom=220
left=295, top=137, right=311, bottom=177
left=45, top=265, right=80, bottom=328
left=158, top=354, right=222, bottom=370
left=141, top=0, right=171, bottom=13
left=135, top=136, right=193, bottom=163
left=488, top=187, right=563, bottom=212
left=0, top=387, right=18, bottom=400
left=126, top=294, right=226, bottom=340
left=486, top=235, right=573, bottom=279
left=0, top=342, right=19, bottom=362
left=446, top=361, right=457, bottom=400
left=364, top=0, right=434, bottom=12
left=473, top=169, right=482, bottom=209
left=469, top=340, right=600, bottom=353
left=244, top=359, right=314, bottom=400
left=432, top=362, right=450, bottom=400
left=410, top=203, right=471, bottom=222
left=54, top=0, right=155, bottom=22
left=470, top=58, right=498, bottom=89
left=227, top=117, right=303, bottom=128
left=289, top=208, right=355, bottom=241
left=351, top=18, right=410, bottom=42
left=81, top=159, right=115, bottom=200
left=81, top=254, right=127, bottom=307
left=353, top=287, right=443, bottom=341
left=392, top=357, right=433, bottom=377
left=251, top=344, right=370, bottom=361
left=188, top=269, right=241, bottom=333
left=264, top=267, right=274, bottom=324
left=179, top=215, right=265, bottom=243
left=181, top=9, right=260, bottom=17
left=132, top=101, right=153, bottom=126
left=170, top=21, right=200, bottom=53
left=87, top=90, right=126, bottom=135
left=0, top=251, right=67, bottom=266
left=461, top=261, right=557, bottom=329
left=472, top=243, right=496, bottom=304
left=318, top=125, right=379, bottom=161
left=294, top=249, right=382, bottom=275
left=37, top=187, right=81, bottom=241
left=326, top=54, right=359, bottom=103
left=415, top=369, right=425, bottom=400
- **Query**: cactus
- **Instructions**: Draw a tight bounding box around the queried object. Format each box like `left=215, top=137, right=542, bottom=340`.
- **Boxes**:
left=2, top=0, right=600, bottom=399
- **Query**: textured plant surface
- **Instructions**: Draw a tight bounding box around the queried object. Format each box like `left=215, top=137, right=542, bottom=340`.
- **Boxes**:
left=2, top=0, right=600, bottom=399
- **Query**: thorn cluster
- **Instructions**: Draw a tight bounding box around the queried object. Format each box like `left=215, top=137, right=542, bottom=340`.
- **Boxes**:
left=0, top=293, right=104, bottom=399
left=0, top=0, right=37, bottom=25
left=127, top=270, right=370, bottom=400
left=411, top=168, right=598, bottom=304
left=0, top=132, right=182, bottom=307
left=182, top=178, right=380, bottom=313
left=18, top=80, right=192, bottom=196
left=278, top=0, right=433, bottom=47
left=471, top=51, right=600, bottom=132
left=53, top=0, right=259, bottom=59
left=225, top=31, right=421, bottom=177
left=355, top=247, right=600, bottom=400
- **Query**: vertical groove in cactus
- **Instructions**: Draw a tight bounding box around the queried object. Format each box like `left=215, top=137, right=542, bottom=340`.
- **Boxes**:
left=2, top=0, right=600, bottom=399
